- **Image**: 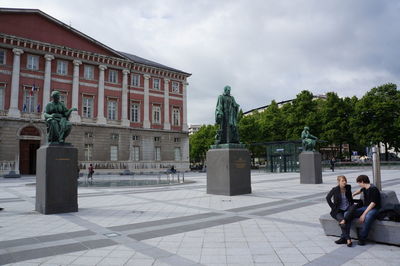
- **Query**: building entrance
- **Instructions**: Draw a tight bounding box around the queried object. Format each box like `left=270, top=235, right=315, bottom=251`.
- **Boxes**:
left=19, top=140, right=40, bottom=174
left=19, top=126, right=41, bottom=175
left=265, top=140, right=303, bottom=173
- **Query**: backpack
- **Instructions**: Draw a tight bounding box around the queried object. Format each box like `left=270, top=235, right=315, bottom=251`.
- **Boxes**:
left=377, top=203, right=400, bottom=222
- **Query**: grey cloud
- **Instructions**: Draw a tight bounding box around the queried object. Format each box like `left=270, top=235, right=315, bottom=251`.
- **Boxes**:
left=2, top=0, right=400, bottom=124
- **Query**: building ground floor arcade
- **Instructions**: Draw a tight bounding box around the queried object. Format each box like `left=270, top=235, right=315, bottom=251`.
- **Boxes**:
left=0, top=118, right=189, bottom=175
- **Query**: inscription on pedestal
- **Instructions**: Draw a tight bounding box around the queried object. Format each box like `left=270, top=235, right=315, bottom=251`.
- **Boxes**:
left=206, top=148, right=251, bottom=196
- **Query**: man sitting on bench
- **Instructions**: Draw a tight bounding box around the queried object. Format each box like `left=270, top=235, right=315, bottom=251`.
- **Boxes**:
left=352, top=175, right=381, bottom=245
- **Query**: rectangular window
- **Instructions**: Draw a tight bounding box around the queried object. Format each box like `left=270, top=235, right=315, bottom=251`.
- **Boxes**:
left=27, top=54, right=39, bottom=70
left=152, top=105, right=161, bottom=124
left=107, top=100, right=118, bottom=120
left=0, top=83, right=4, bottom=110
left=154, top=136, right=161, bottom=142
left=132, top=135, right=140, bottom=141
left=111, top=133, right=119, bottom=140
left=172, top=82, right=179, bottom=93
left=110, top=145, right=118, bottom=161
left=131, top=102, right=140, bottom=123
left=155, top=146, right=161, bottom=161
left=131, top=74, right=140, bottom=87
left=56, top=60, right=68, bottom=75
left=174, top=147, right=181, bottom=161
left=172, top=108, right=180, bottom=126
left=84, top=132, right=93, bottom=138
left=23, top=86, right=38, bottom=113
left=131, top=146, right=140, bottom=161
left=82, top=96, right=93, bottom=118
left=153, top=78, right=160, bottom=90
left=84, top=144, right=93, bottom=161
left=174, top=137, right=180, bottom=143
left=84, top=65, right=94, bottom=80
left=0, top=50, right=5, bottom=64
left=108, top=69, right=118, bottom=83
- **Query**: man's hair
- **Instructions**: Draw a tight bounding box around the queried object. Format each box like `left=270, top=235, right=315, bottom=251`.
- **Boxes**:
left=337, top=175, right=347, bottom=182
left=356, top=175, right=370, bottom=184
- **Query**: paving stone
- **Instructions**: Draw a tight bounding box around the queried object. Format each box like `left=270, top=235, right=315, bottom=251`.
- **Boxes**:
left=0, top=170, right=399, bottom=266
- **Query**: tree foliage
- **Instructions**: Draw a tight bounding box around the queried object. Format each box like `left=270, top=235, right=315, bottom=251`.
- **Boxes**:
left=351, top=83, right=400, bottom=160
left=189, top=125, right=217, bottom=165
left=189, top=83, right=400, bottom=163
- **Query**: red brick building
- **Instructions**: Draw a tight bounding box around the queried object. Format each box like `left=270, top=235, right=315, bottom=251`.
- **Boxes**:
left=0, top=8, right=191, bottom=175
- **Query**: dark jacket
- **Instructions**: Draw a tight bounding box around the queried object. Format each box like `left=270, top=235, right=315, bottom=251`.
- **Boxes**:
left=326, top=184, right=354, bottom=218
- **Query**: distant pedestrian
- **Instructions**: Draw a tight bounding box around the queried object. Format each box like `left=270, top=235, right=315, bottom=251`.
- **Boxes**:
left=88, top=164, right=94, bottom=180
left=170, top=165, right=176, bottom=174
left=330, top=157, right=336, bottom=172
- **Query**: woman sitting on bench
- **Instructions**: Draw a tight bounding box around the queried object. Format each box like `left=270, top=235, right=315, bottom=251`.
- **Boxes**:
left=326, top=175, right=358, bottom=247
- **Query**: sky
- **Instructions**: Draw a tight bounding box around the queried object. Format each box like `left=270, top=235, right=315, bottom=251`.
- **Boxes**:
left=2, top=0, right=400, bottom=125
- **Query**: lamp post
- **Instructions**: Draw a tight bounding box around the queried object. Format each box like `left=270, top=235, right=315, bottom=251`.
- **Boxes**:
left=371, top=145, right=382, bottom=191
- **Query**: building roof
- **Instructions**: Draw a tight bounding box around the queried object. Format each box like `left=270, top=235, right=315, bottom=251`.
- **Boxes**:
left=119, top=51, right=190, bottom=75
left=243, top=94, right=327, bottom=115
left=0, top=7, right=190, bottom=76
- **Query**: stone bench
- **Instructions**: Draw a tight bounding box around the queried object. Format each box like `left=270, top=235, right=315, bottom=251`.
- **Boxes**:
left=319, top=190, right=400, bottom=246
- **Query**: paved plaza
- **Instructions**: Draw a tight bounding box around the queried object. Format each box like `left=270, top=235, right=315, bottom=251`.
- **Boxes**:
left=1, top=169, right=400, bottom=266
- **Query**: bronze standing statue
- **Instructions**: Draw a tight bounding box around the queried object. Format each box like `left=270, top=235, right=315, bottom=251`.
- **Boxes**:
left=215, top=85, right=240, bottom=144
left=44, top=90, right=77, bottom=143
left=301, top=126, right=318, bottom=151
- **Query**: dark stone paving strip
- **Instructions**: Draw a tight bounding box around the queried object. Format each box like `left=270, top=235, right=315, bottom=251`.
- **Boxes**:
left=107, top=212, right=223, bottom=232
left=0, top=198, right=24, bottom=203
left=382, top=179, right=400, bottom=187
left=263, top=217, right=320, bottom=228
left=305, top=245, right=369, bottom=266
left=0, top=238, right=116, bottom=265
left=0, top=230, right=95, bottom=249
left=250, top=200, right=320, bottom=216
left=228, top=191, right=326, bottom=214
left=226, top=199, right=290, bottom=213
left=292, top=191, right=327, bottom=201
left=128, top=216, right=249, bottom=241
left=252, top=177, right=298, bottom=184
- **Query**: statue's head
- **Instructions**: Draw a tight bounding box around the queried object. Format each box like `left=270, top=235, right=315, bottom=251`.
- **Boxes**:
left=51, top=90, right=60, bottom=102
left=223, top=85, right=231, bottom=96
left=304, top=126, right=309, bottom=131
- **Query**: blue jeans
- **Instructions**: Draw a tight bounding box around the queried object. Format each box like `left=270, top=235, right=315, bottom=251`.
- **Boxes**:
left=353, top=206, right=378, bottom=240
left=335, top=205, right=357, bottom=240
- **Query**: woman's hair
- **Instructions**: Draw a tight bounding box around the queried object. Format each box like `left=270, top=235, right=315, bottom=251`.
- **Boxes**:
left=356, top=175, right=370, bottom=184
left=337, top=175, right=347, bottom=182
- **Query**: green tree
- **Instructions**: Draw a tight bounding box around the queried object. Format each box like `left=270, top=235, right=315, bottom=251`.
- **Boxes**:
left=259, top=100, right=287, bottom=141
left=189, top=125, right=217, bottom=165
left=351, top=83, right=400, bottom=160
left=238, top=111, right=264, bottom=159
left=319, top=92, right=356, bottom=158
left=285, top=90, right=322, bottom=140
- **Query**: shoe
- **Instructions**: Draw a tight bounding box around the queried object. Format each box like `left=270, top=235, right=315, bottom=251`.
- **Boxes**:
left=358, top=239, right=366, bottom=246
left=347, top=241, right=353, bottom=247
left=335, top=238, right=347, bottom=244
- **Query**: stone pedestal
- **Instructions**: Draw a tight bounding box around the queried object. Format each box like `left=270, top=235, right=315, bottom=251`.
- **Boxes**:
left=206, top=147, right=251, bottom=196
left=35, top=144, right=78, bottom=214
left=299, top=151, right=322, bottom=184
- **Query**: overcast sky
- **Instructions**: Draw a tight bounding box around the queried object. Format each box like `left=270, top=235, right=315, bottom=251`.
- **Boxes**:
left=2, top=0, right=400, bottom=124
